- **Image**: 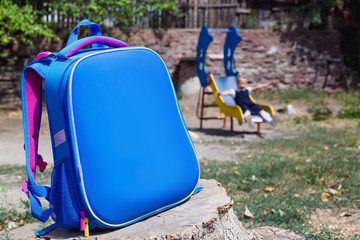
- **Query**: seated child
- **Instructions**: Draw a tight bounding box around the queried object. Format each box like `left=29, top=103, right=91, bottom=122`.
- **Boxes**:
left=215, top=77, right=280, bottom=128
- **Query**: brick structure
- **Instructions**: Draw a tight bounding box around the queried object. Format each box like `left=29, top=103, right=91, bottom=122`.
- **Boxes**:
left=0, top=28, right=345, bottom=106
left=124, top=29, right=344, bottom=90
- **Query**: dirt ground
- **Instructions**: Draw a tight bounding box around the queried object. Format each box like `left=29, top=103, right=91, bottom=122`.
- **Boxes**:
left=0, top=94, right=290, bottom=167
left=0, top=93, right=359, bottom=239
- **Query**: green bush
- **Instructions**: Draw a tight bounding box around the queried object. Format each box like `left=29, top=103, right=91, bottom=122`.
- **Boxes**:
left=338, top=107, right=360, bottom=119
left=337, top=91, right=360, bottom=119
left=307, top=106, right=333, bottom=121
left=176, top=91, right=183, bottom=100
left=34, top=0, right=179, bottom=28
left=0, top=0, right=56, bottom=61
left=270, top=20, right=285, bottom=32
left=242, top=10, right=259, bottom=29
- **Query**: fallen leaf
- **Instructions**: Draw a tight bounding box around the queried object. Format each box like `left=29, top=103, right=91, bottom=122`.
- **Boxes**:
left=293, top=193, right=300, bottom=198
left=316, top=151, right=321, bottom=154
left=271, top=209, right=276, bottom=214
left=242, top=180, right=249, bottom=184
left=322, top=192, right=331, bottom=198
left=251, top=175, right=258, bottom=181
left=246, top=154, right=252, bottom=159
left=279, top=209, right=285, bottom=216
left=321, top=178, right=327, bottom=186
left=321, top=198, right=329, bottom=203
left=264, top=186, right=275, bottom=193
left=242, top=206, right=254, bottom=219
left=337, top=184, right=342, bottom=190
left=321, top=192, right=331, bottom=202
left=341, top=188, right=349, bottom=194
left=19, top=219, right=25, bottom=227
left=328, top=188, right=338, bottom=195
left=324, top=146, right=329, bottom=150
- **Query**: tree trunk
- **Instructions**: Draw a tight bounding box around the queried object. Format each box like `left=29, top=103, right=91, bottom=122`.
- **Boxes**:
left=40, top=179, right=304, bottom=240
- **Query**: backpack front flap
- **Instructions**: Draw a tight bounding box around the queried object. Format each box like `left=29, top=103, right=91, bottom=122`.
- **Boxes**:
left=66, top=47, right=200, bottom=226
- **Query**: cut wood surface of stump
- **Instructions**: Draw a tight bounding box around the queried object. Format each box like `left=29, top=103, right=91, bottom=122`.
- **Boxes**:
left=40, top=179, right=304, bottom=240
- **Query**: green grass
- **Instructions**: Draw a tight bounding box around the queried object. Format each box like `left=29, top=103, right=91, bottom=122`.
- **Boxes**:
left=0, top=164, right=52, bottom=187
left=336, top=91, right=360, bottom=119
left=252, top=88, right=328, bottom=103
left=253, top=88, right=360, bottom=120
left=0, top=165, right=53, bottom=233
left=0, top=184, right=36, bottom=232
left=200, top=125, right=360, bottom=239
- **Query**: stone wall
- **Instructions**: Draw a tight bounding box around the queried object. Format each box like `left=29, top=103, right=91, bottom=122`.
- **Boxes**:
left=0, top=28, right=345, bottom=106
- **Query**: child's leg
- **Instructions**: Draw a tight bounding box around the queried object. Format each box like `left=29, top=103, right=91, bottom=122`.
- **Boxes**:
left=243, top=110, right=254, bottom=128
left=259, top=110, right=273, bottom=123
left=243, top=110, right=251, bottom=118
left=239, top=105, right=254, bottom=128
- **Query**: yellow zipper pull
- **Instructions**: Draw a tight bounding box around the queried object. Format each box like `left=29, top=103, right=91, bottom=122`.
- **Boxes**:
left=84, top=218, right=89, bottom=237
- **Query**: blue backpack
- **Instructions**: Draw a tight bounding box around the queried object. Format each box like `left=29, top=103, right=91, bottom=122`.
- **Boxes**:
left=21, top=20, right=200, bottom=236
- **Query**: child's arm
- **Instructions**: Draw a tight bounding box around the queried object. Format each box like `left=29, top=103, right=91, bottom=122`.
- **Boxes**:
left=215, top=90, right=234, bottom=97
left=252, top=80, right=280, bottom=92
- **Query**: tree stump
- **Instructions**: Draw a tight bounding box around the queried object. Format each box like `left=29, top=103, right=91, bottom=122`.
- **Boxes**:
left=40, top=179, right=304, bottom=240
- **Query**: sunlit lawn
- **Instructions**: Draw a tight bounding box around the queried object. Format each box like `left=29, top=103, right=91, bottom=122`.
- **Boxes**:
left=201, top=123, right=360, bottom=239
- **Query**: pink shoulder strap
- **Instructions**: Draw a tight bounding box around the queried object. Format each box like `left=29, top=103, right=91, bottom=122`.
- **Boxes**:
left=22, top=52, right=52, bottom=195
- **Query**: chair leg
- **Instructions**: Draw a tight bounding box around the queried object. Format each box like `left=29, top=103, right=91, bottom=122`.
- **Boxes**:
left=223, top=116, right=226, bottom=128
left=230, top=117, right=233, bottom=134
left=257, top=123, right=261, bottom=133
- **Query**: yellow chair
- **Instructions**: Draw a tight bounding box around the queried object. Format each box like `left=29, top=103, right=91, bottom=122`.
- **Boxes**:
left=208, top=73, right=275, bottom=133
